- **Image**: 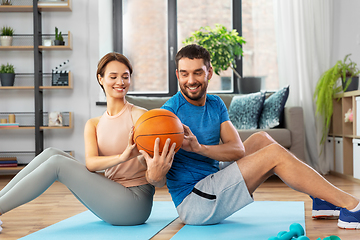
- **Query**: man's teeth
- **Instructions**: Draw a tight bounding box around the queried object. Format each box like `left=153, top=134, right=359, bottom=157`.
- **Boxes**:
left=189, top=86, right=198, bottom=90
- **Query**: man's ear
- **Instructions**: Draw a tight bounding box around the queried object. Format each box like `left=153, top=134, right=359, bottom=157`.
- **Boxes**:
left=175, top=69, right=179, bottom=80
left=208, top=66, right=213, bottom=80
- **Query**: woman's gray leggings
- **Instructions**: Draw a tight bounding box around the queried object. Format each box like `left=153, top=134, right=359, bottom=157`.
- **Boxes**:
left=0, top=147, right=155, bottom=226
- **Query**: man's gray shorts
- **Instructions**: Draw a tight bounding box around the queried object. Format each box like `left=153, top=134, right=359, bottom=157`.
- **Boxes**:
left=176, top=162, right=254, bottom=225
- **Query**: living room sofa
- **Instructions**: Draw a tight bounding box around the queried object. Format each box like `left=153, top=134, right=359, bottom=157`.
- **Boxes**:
left=125, top=93, right=305, bottom=161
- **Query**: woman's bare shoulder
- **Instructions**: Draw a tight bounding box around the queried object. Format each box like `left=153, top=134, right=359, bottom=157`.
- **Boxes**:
left=131, top=105, right=148, bottom=123
left=86, top=116, right=102, bottom=128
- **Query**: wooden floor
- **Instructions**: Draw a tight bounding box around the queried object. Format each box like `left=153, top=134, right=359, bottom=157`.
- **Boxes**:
left=0, top=174, right=359, bottom=240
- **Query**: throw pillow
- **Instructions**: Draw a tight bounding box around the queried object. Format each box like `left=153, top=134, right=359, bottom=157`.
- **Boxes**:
left=259, top=85, right=290, bottom=129
left=229, top=91, right=266, bottom=130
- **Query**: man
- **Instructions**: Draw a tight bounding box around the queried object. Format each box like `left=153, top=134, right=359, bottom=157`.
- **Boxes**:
left=140, top=44, right=360, bottom=228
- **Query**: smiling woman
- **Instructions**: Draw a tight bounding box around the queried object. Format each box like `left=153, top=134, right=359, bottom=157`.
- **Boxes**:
left=0, top=52, right=177, bottom=231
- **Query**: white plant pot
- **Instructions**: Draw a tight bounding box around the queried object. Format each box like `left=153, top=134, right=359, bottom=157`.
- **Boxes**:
left=0, top=36, right=13, bottom=46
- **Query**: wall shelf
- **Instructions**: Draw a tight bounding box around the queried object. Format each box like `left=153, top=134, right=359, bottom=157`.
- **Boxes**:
left=0, top=0, right=71, bottom=12
left=0, top=32, right=72, bottom=51
left=0, top=112, right=72, bottom=129
left=0, top=126, right=72, bottom=130
left=0, top=5, right=33, bottom=12
left=0, top=86, right=34, bottom=90
left=0, top=71, right=73, bottom=89
left=0, top=46, right=33, bottom=50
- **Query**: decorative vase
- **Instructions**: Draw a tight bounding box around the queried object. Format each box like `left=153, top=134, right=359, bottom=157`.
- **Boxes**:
left=239, top=76, right=262, bottom=94
left=342, top=76, right=359, bottom=92
left=0, top=73, right=15, bottom=86
left=0, top=36, right=13, bottom=46
left=53, top=40, right=65, bottom=46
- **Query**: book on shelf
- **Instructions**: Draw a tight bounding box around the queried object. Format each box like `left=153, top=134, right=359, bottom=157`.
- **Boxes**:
left=0, top=123, right=20, bottom=128
left=0, top=157, right=17, bottom=161
left=0, top=163, right=18, bottom=167
left=0, top=157, right=18, bottom=167
left=0, top=160, right=18, bottom=164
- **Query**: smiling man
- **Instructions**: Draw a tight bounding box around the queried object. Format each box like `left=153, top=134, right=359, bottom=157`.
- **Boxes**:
left=140, top=44, right=360, bottom=228
left=176, top=49, right=212, bottom=105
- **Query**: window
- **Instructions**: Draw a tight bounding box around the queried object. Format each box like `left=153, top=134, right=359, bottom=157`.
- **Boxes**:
left=111, top=0, right=278, bottom=96
left=242, top=0, right=279, bottom=90
left=122, top=0, right=168, bottom=94
left=177, top=0, right=233, bottom=92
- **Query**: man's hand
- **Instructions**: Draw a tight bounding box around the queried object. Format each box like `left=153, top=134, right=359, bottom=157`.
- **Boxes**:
left=181, top=124, right=202, bottom=153
left=140, top=137, right=176, bottom=188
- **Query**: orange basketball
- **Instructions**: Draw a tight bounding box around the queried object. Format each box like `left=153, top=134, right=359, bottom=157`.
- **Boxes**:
left=133, top=109, right=184, bottom=157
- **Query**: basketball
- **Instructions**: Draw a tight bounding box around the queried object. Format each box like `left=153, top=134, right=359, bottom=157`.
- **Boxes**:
left=133, top=109, right=184, bottom=156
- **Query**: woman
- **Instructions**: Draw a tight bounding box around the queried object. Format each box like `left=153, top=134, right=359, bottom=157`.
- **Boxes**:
left=0, top=52, right=175, bottom=231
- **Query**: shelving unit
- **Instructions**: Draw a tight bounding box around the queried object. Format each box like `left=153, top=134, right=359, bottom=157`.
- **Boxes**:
left=0, top=0, right=73, bottom=170
left=329, top=90, right=360, bottom=178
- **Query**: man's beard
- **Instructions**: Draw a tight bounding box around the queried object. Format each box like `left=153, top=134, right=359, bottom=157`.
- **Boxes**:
left=180, top=84, right=207, bottom=101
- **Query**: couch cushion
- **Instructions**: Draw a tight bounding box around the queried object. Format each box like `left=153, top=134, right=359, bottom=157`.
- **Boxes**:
left=125, top=95, right=171, bottom=110
left=238, top=128, right=291, bottom=148
left=228, top=92, right=266, bottom=129
left=259, top=85, right=289, bottom=129
left=215, top=92, right=280, bottom=110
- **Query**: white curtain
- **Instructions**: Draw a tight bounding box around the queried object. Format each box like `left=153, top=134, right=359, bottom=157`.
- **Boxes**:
left=273, top=0, right=333, bottom=174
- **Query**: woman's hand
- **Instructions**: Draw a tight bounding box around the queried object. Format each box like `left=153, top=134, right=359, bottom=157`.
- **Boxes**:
left=119, top=127, right=140, bottom=163
left=181, top=124, right=202, bottom=153
left=140, top=138, right=176, bottom=187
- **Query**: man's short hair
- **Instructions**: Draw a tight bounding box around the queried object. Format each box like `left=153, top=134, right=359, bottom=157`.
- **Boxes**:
left=175, top=44, right=211, bottom=70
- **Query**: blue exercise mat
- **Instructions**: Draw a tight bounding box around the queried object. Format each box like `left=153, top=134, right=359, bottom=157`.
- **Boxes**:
left=171, top=201, right=305, bottom=240
left=20, top=201, right=178, bottom=240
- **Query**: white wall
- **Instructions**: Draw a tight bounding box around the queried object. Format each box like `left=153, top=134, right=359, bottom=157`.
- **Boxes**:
left=0, top=0, right=103, bottom=163
left=332, top=0, right=360, bottom=68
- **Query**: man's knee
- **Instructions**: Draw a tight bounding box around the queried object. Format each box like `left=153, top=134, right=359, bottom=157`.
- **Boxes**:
left=254, top=131, right=272, bottom=140
left=265, top=143, right=288, bottom=164
left=257, top=132, right=282, bottom=147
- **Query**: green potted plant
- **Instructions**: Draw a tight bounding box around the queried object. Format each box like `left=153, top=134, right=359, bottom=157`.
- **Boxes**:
left=183, top=24, right=260, bottom=93
left=54, top=27, right=64, bottom=46
left=0, top=63, right=15, bottom=86
left=338, top=54, right=360, bottom=92
left=0, top=26, right=14, bottom=46
left=314, top=54, right=360, bottom=145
